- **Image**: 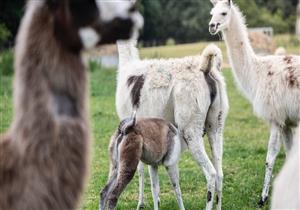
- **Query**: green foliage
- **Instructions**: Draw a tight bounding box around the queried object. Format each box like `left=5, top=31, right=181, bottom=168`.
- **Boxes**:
left=0, top=50, right=14, bottom=76
left=0, top=0, right=24, bottom=46
left=0, top=0, right=298, bottom=46
left=138, top=0, right=298, bottom=44
left=235, top=0, right=295, bottom=33
left=88, top=60, right=101, bottom=73
left=0, top=23, right=11, bottom=49
left=166, top=38, right=176, bottom=46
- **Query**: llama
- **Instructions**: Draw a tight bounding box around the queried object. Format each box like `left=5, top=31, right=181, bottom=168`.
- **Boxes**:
left=100, top=112, right=185, bottom=210
left=271, top=127, right=300, bottom=209
left=115, top=41, right=229, bottom=210
left=209, top=0, right=300, bottom=207
left=0, top=1, right=143, bottom=210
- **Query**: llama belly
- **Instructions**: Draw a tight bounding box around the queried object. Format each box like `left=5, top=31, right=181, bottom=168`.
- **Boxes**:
left=253, top=93, right=300, bottom=126
left=141, top=148, right=165, bottom=165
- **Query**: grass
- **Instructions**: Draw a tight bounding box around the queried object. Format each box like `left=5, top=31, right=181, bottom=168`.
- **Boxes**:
left=140, top=34, right=300, bottom=64
left=0, top=65, right=285, bottom=209
left=2, top=34, right=296, bottom=209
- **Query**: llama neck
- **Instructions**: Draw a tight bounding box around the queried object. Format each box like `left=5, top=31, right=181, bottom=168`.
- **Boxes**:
left=222, top=5, right=257, bottom=100
left=12, top=3, right=87, bottom=134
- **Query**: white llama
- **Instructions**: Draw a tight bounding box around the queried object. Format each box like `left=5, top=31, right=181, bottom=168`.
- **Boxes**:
left=209, top=0, right=300, bottom=207
left=115, top=40, right=229, bottom=210
left=271, top=127, right=300, bottom=209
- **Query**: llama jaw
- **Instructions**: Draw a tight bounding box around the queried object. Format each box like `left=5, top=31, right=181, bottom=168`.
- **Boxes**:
left=209, top=23, right=221, bottom=35
left=209, top=28, right=218, bottom=35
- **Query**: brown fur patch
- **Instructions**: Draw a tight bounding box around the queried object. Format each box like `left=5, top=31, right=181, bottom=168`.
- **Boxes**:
left=283, top=56, right=293, bottom=65
left=285, top=66, right=299, bottom=88
left=204, top=72, right=217, bottom=104
left=127, top=75, right=145, bottom=108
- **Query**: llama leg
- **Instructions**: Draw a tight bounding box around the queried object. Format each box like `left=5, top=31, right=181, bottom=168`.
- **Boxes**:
left=100, top=172, right=118, bottom=210
left=107, top=138, right=142, bottom=210
left=165, top=164, right=185, bottom=210
left=107, top=170, right=137, bottom=210
left=149, top=165, right=159, bottom=210
left=282, top=126, right=293, bottom=156
left=258, top=124, right=282, bottom=207
left=136, top=161, right=145, bottom=210
left=100, top=136, right=119, bottom=210
left=207, top=130, right=223, bottom=210
left=184, top=129, right=216, bottom=210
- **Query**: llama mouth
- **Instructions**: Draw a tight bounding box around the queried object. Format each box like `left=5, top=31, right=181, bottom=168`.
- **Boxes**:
left=209, top=28, right=218, bottom=35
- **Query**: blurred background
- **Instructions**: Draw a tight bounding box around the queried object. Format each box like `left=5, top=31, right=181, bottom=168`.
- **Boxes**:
left=0, top=1, right=299, bottom=209
left=0, top=0, right=299, bottom=47
left=0, top=0, right=299, bottom=72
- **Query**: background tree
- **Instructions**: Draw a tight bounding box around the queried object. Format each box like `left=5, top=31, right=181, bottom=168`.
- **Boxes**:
left=0, top=0, right=298, bottom=48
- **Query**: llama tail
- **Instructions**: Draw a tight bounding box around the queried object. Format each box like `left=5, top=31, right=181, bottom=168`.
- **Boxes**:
left=119, top=109, right=137, bottom=135
left=117, top=39, right=140, bottom=67
left=199, top=44, right=222, bottom=73
left=111, top=109, right=137, bottom=173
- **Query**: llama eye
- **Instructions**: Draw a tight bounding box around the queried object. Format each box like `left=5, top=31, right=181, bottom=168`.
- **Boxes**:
left=221, top=12, right=227, bottom=16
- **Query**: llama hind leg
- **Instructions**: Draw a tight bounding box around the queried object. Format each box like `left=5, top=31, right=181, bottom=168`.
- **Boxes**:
left=258, top=124, right=282, bottom=207
left=100, top=172, right=118, bottom=210
left=100, top=136, right=120, bottom=210
left=183, top=127, right=216, bottom=210
left=207, top=129, right=223, bottom=210
left=165, top=164, right=185, bottom=210
left=282, top=126, right=294, bottom=156
left=136, top=162, right=145, bottom=210
left=107, top=139, right=142, bottom=210
left=107, top=159, right=139, bottom=210
left=149, top=165, right=160, bottom=210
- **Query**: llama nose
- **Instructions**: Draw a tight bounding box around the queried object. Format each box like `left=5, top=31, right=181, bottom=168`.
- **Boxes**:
left=209, top=23, right=216, bottom=29
left=209, top=23, right=217, bottom=34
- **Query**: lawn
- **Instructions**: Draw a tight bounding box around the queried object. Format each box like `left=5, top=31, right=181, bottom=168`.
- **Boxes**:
left=79, top=69, right=285, bottom=210
left=3, top=34, right=297, bottom=209
left=0, top=64, right=285, bottom=210
left=140, top=34, right=300, bottom=64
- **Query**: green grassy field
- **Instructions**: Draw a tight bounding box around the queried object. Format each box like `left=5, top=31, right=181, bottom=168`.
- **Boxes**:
left=2, top=35, right=297, bottom=209
left=140, top=34, right=300, bottom=62
left=0, top=64, right=285, bottom=209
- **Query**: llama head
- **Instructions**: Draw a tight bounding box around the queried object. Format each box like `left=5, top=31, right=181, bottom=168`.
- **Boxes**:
left=209, top=0, right=232, bottom=35
left=45, top=0, right=143, bottom=50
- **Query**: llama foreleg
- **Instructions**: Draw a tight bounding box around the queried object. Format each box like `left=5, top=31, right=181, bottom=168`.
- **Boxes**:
left=165, top=164, right=185, bottom=210
left=149, top=165, right=160, bottom=210
left=258, top=124, right=282, bottom=207
left=136, top=161, right=145, bottom=210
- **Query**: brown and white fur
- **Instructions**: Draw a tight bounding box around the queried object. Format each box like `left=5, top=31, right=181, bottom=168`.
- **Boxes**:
left=209, top=0, right=300, bottom=207
left=0, top=1, right=143, bottom=210
left=100, top=112, right=185, bottom=210
left=116, top=42, right=229, bottom=210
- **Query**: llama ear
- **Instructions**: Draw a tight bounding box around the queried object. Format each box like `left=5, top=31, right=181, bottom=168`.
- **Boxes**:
left=228, top=0, right=232, bottom=6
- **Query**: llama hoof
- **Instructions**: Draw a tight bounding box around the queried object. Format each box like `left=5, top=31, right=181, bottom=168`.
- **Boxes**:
left=257, top=196, right=268, bottom=208
left=137, top=203, right=145, bottom=209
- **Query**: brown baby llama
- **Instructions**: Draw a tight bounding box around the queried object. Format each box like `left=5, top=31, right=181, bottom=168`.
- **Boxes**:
left=0, top=0, right=143, bottom=210
left=100, top=113, right=185, bottom=210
